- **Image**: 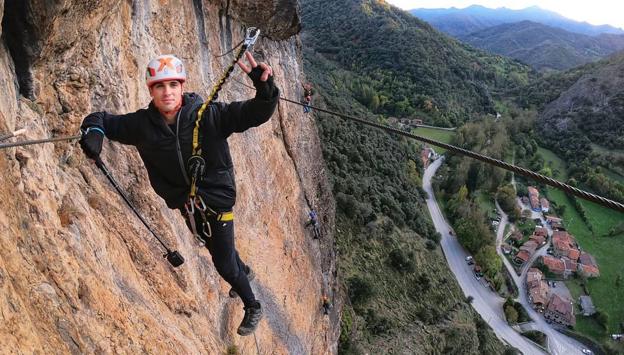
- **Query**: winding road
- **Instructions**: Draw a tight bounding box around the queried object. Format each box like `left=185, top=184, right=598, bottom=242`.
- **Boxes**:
left=423, top=157, right=588, bottom=354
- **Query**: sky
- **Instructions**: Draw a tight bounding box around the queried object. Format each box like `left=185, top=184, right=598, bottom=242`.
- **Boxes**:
left=385, top=0, right=624, bottom=29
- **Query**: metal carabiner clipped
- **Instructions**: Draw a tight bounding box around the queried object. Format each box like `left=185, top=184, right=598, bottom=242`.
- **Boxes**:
left=244, top=27, right=261, bottom=49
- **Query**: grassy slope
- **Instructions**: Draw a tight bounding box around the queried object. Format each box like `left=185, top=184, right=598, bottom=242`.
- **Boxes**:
left=412, top=127, right=455, bottom=154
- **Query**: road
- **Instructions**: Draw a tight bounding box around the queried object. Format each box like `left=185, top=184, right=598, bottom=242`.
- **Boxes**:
left=423, top=158, right=545, bottom=354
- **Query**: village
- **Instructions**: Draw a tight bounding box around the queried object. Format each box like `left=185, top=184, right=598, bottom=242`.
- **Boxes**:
left=498, top=185, right=602, bottom=329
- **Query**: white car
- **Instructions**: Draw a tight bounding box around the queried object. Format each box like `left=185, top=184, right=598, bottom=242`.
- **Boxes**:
left=581, top=349, right=593, bottom=354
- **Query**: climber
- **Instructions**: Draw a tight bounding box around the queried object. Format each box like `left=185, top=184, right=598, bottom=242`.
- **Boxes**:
left=78, top=52, right=278, bottom=336
left=302, top=82, right=314, bottom=113
left=322, top=294, right=332, bottom=315
left=306, top=209, right=321, bottom=239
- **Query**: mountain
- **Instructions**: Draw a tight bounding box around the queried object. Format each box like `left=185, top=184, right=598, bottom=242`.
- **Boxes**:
left=301, top=0, right=531, bottom=127
left=411, top=5, right=624, bottom=38
left=539, top=53, right=624, bottom=153
left=512, top=53, right=624, bottom=202
left=461, top=21, right=624, bottom=71
left=300, top=0, right=531, bottom=353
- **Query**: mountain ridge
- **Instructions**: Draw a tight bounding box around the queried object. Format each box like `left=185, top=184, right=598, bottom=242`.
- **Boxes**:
left=460, top=20, right=624, bottom=71
left=411, top=5, right=624, bottom=37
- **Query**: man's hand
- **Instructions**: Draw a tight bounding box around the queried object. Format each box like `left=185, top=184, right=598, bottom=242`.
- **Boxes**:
left=79, top=127, right=104, bottom=160
left=237, top=52, right=276, bottom=99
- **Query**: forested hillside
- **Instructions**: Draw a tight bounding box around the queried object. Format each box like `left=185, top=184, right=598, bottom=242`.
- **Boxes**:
left=510, top=53, right=624, bottom=204
left=302, top=0, right=531, bottom=127
left=300, top=0, right=532, bottom=353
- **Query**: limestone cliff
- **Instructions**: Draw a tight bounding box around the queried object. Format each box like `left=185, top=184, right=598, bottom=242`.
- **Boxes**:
left=0, top=0, right=337, bottom=353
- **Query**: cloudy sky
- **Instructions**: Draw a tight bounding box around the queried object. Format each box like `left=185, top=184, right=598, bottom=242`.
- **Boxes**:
left=385, top=0, right=624, bottom=29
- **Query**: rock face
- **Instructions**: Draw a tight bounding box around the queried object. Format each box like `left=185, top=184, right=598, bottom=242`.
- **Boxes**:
left=0, top=1, right=337, bottom=353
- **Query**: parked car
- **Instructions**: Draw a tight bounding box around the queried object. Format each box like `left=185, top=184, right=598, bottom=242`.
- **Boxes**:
left=552, top=282, right=557, bottom=287
left=474, top=274, right=481, bottom=281
left=582, top=349, right=593, bottom=354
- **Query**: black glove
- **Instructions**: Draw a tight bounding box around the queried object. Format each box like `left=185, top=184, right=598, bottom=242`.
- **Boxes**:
left=79, top=127, right=104, bottom=160
left=248, top=66, right=276, bottom=100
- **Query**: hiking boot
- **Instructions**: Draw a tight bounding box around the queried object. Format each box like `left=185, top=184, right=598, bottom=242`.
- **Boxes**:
left=229, top=266, right=255, bottom=298
left=237, top=302, right=263, bottom=336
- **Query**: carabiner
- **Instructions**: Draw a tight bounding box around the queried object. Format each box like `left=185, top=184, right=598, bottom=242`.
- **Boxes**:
left=244, top=27, right=261, bottom=48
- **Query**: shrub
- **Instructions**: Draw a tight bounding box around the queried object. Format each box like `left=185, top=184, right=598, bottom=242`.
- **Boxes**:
left=348, top=276, right=375, bottom=307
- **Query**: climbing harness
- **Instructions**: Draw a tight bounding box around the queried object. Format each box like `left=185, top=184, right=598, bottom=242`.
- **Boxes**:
left=95, top=157, right=185, bottom=267
left=231, top=79, right=624, bottom=214
left=0, top=128, right=27, bottom=142
left=182, top=27, right=260, bottom=240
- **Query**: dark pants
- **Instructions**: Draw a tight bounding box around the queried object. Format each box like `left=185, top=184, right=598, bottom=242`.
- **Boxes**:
left=182, top=209, right=257, bottom=307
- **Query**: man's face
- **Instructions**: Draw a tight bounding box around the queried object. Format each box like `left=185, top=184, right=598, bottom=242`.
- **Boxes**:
left=149, top=80, right=183, bottom=112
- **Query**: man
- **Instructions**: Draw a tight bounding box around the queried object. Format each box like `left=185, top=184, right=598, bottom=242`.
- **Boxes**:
left=306, top=209, right=321, bottom=239
left=79, top=52, right=278, bottom=336
left=301, top=82, right=313, bottom=113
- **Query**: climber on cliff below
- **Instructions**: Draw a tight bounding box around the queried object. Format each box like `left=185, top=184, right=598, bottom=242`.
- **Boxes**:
left=78, top=52, right=278, bottom=336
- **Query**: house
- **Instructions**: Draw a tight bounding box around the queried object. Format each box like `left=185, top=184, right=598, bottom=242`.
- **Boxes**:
left=540, top=198, right=550, bottom=213
left=528, top=280, right=550, bottom=311
left=515, top=250, right=531, bottom=264
left=520, top=240, right=538, bottom=254
left=421, top=147, right=437, bottom=168
left=546, top=215, right=562, bottom=225
left=578, top=252, right=600, bottom=278
left=579, top=295, right=596, bottom=316
left=545, top=294, right=576, bottom=326
left=530, top=234, right=546, bottom=246
left=552, top=231, right=579, bottom=261
left=528, top=186, right=541, bottom=212
left=526, top=268, right=544, bottom=289
left=387, top=117, right=399, bottom=125
left=542, top=255, right=565, bottom=276
left=413, top=118, right=423, bottom=125
left=552, top=222, right=565, bottom=231
left=533, top=227, right=548, bottom=238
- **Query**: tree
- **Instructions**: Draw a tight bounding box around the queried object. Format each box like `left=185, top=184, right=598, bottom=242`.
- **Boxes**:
left=476, top=245, right=502, bottom=279
left=505, top=305, right=518, bottom=324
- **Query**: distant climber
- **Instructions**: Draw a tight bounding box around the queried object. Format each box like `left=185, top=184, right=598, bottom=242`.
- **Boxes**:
left=306, top=209, right=321, bottom=239
left=79, top=52, right=279, bottom=336
left=302, top=82, right=314, bottom=113
left=322, top=295, right=332, bottom=315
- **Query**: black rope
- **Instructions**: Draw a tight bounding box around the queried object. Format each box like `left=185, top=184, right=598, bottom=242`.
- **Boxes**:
left=214, top=38, right=245, bottom=58
left=95, top=158, right=173, bottom=253
left=0, top=134, right=81, bottom=149
left=232, top=79, right=624, bottom=214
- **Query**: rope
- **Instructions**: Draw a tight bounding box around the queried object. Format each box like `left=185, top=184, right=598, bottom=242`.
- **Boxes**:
left=214, top=38, right=245, bottom=58
left=0, top=134, right=81, bottom=149
left=232, top=79, right=624, bottom=214
left=95, top=158, right=174, bottom=253
left=253, top=332, right=261, bottom=355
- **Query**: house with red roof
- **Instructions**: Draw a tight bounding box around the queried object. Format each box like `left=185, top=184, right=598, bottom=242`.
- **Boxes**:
left=545, top=294, right=575, bottom=326
left=578, top=252, right=600, bottom=278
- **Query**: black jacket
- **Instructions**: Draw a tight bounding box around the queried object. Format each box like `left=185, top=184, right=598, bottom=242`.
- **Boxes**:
left=81, top=88, right=279, bottom=210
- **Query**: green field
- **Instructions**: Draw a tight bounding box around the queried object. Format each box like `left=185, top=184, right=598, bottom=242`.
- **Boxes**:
left=477, top=191, right=496, bottom=219
left=412, top=127, right=455, bottom=154
left=537, top=146, right=568, bottom=180
left=538, top=147, right=624, bottom=344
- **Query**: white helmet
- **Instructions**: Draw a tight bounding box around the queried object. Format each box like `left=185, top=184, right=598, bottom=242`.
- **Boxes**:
left=145, top=54, right=186, bottom=87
